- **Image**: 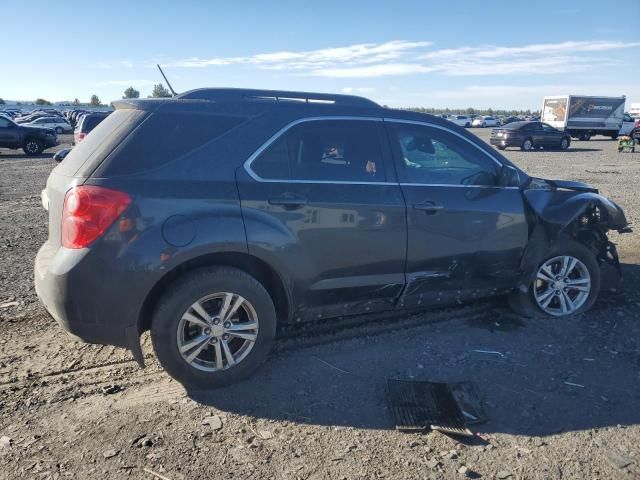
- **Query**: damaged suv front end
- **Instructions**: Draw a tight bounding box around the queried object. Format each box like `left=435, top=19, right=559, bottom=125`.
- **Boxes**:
left=511, top=176, right=631, bottom=316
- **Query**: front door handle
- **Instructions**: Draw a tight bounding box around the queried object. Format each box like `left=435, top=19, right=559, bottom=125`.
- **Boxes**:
left=269, top=194, right=308, bottom=209
left=413, top=202, right=444, bottom=214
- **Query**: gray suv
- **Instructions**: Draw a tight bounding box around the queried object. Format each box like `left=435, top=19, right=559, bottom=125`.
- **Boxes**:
left=35, top=88, right=630, bottom=388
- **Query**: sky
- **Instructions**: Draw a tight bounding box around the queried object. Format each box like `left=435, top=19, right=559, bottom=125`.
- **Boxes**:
left=1, top=0, right=639, bottom=110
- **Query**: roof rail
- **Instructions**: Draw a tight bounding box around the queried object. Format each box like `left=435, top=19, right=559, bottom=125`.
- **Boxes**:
left=178, top=88, right=380, bottom=108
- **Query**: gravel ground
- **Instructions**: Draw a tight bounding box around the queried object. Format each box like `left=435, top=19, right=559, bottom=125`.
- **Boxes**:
left=1, top=130, right=639, bottom=480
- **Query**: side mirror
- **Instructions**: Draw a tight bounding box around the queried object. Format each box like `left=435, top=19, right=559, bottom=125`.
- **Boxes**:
left=53, top=148, right=71, bottom=163
left=499, top=164, right=521, bottom=187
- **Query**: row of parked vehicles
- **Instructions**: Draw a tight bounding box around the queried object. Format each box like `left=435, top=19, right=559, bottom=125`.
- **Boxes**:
left=442, top=114, right=536, bottom=128
left=0, top=107, right=111, bottom=155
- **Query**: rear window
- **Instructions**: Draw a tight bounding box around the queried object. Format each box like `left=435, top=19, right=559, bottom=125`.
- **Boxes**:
left=97, top=112, right=246, bottom=176
left=82, top=115, right=107, bottom=132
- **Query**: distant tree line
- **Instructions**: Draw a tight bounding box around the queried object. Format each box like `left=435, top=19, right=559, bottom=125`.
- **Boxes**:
left=1, top=83, right=173, bottom=108
left=402, top=106, right=539, bottom=116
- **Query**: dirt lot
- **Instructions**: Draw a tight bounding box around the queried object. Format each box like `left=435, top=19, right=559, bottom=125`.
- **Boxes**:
left=1, top=130, right=639, bottom=480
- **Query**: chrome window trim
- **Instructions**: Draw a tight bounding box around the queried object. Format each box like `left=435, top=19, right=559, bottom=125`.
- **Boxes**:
left=243, top=115, right=515, bottom=189
left=383, top=117, right=504, bottom=168
left=243, top=116, right=398, bottom=185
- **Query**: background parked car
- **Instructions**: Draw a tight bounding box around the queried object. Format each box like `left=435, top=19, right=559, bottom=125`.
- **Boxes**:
left=472, top=116, right=499, bottom=127
left=74, top=111, right=111, bottom=143
left=24, top=116, right=73, bottom=134
left=447, top=115, right=472, bottom=127
left=619, top=113, right=637, bottom=137
left=16, top=112, right=63, bottom=124
left=490, top=121, right=571, bottom=151
left=0, top=115, right=58, bottom=154
left=500, top=116, right=522, bottom=126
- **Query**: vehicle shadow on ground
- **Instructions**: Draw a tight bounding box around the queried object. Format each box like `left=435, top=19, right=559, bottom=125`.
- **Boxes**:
left=0, top=151, right=55, bottom=160
left=188, top=263, right=640, bottom=437
left=522, top=148, right=602, bottom=153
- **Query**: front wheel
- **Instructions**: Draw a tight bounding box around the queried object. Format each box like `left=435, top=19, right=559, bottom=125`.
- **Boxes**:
left=151, top=266, right=277, bottom=389
left=55, top=127, right=63, bottom=134
left=521, top=138, right=534, bottom=151
left=23, top=138, right=43, bottom=155
left=560, top=137, right=570, bottom=150
left=509, top=237, right=600, bottom=318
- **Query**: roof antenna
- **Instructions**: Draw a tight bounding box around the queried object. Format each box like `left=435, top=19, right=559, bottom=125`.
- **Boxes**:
left=156, top=64, right=177, bottom=97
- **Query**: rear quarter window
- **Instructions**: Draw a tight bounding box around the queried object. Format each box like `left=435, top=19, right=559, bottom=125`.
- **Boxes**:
left=99, top=112, right=246, bottom=176
left=54, top=109, right=145, bottom=177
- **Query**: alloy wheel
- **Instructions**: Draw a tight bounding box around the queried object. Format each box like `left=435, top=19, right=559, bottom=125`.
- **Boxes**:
left=176, top=292, right=259, bottom=372
left=523, top=139, right=533, bottom=151
left=26, top=141, right=39, bottom=154
left=534, top=255, right=591, bottom=316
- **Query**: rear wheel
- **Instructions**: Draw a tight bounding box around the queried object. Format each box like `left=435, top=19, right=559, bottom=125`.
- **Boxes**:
left=521, top=138, right=534, bottom=151
left=55, top=127, right=63, bottom=134
left=151, top=266, right=277, bottom=389
left=509, top=237, right=600, bottom=318
left=497, top=145, right=506, bottom=150
left=610, top=134, right=618, bottom=140
left=23, top=138, right=43, bottom=155
left=578, top=132, right=591, bottom=141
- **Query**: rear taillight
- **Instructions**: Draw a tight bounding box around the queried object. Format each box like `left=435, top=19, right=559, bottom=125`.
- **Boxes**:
left=62, top=186, right=131, bottom=249
left=78, top=132, right=86, bottom=142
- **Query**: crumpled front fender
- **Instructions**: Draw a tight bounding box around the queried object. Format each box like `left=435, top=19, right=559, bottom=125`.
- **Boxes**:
left=524, top=189, right=629, bottom=237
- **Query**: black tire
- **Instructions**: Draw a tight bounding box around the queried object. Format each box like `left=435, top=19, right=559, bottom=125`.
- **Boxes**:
left=482, top=122, right=486, bottom=128
left=578, top=132, right=591, bottom=141
left=497, top=145, right=506, bottom=150
left=151, top=266, right=277, bottom=389
left=521, top=137, right=534, bottom=151
left=509, top=237, right=600, bottom=318
left=23, top=138, right=43, bottom=155
left=610, top=134, right=618, bottom=140
left=560, top=137, right=570, bottom=150
left=55, top=127, right=63, bottom=134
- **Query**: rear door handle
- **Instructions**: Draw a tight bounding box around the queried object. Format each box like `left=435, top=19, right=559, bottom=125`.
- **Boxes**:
left=268, top=194, right=308, bottom=209
left=413, top=202, right=444, bottom=214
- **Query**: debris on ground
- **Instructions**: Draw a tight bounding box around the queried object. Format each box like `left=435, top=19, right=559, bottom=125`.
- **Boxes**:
left=102, top=449, right=119, bottom=459
left=202, top=414, right=223, bottom=431
left=386, top=379, right=485, bottom=436
left=0, top=436, right=12, bottom=449
left=604, top=449, right=634, bottom=469
left=101, top=384, right=123, bottom=395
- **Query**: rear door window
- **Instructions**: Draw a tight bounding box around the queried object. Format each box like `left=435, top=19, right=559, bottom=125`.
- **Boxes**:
left=251, top=119, right=385, bottom=182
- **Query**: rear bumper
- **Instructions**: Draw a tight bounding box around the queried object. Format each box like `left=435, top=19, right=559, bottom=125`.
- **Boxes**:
left=34, top=241, right=135, bottom=349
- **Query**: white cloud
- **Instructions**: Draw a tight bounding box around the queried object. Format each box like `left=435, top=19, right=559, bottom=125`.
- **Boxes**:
left=163, top=40, right=432, bottom=70
left=159, top=39, right=638, bottom=79
left=313, top=63, right=433, bottom=78
left=418, top=40, right=638, bottom=76
left=341, top=87, right=376, bottom=94
left=96, top=79, right=156, bottom=87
